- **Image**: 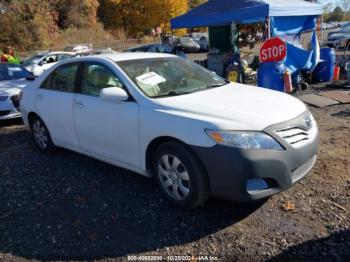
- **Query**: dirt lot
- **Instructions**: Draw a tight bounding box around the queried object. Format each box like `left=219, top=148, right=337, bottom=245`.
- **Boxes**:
left=0, top=88, right=349, bottom=262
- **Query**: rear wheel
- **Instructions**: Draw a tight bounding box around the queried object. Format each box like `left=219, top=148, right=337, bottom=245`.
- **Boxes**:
left=152, top=141, right=210, bottom=210
left=30, top=116, right=56, bottom=153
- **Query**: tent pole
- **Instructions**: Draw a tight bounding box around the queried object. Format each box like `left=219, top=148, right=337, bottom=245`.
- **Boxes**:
left=268, top=16, right=271, bottom=39
left=321, top=15, right=323, bottom=46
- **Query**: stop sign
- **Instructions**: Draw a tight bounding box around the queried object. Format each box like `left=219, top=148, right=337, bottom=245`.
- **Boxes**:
left=260, top=37, right=287, bottom=63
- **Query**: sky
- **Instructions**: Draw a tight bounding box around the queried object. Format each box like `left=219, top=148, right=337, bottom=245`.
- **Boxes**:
left=319, top=0, right=341, bottom=8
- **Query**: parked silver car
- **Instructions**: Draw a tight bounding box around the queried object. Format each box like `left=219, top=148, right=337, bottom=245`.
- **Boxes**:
left=175, top=37, right=201, bottom=53
left=327, top=22, right=350, bottom=49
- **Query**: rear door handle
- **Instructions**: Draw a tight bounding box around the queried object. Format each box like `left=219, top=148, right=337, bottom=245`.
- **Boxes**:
left=75, top=101, right=84, bottom=108
left=36, top=94, right=43, bottom=100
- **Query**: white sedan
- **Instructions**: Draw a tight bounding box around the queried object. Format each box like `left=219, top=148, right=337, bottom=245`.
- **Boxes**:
left=20, top=53, right=319, bottom=209
left=22, top=52, right=73, bottom=76
left=0, top=64, right=34, bottom=120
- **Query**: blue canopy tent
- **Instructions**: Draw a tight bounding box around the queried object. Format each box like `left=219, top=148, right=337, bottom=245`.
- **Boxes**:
left=171, top=0, right=323, bottom=32
left=171, top=0, right=324, bottom=74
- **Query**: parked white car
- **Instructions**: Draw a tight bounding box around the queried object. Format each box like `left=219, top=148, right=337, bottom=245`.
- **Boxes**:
left=22, top=52, right=73, bottom=76
left=64, top=44, right=93, bottom=54
left=20, top=53, right=319, bottom=209
left=0, top=64, right=34, bottom=120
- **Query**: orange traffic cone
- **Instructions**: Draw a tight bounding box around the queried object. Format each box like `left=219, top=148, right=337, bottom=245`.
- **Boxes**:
left=333, top=66, right=340, bottom=81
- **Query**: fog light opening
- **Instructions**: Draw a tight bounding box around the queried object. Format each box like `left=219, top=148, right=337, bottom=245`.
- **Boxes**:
left=246, top=179, right=269, bottom=194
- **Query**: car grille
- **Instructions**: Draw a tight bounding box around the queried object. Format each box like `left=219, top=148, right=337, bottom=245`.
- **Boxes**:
left=0, top=111, right=11, bottom=117
left=275, top=127, right=309, bottom=145
left=11, top=95, right=20, bottom=109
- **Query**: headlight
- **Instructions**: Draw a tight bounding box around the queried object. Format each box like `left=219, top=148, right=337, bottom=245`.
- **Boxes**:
left=0, top=96, right=9, bottom=101
left=205, top=130, right=284, bottom=150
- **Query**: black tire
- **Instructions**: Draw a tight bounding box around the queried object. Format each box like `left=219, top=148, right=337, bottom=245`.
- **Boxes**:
left=152, top=141, right=210, bottom=210
left=300, top=82, right=309, bottom=91
left=30, top=116, right=56, bottom=153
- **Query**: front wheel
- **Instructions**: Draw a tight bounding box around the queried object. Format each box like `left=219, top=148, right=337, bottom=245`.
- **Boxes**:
left=30, top=116, right=56, bottom=153
left=152, top=142, right=210, bottom=210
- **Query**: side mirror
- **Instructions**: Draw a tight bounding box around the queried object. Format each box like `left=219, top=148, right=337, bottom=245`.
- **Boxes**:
left=100, top=87, right=128, bottom=103
left=26, top=74, right=36, bottom=81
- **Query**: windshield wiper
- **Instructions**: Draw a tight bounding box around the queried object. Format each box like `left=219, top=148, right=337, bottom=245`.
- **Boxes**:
left=206, top=80, right=230, bottom=89
left=206, top=82, right=229, bottom=89
left=154, top=90, right=191, bottom=98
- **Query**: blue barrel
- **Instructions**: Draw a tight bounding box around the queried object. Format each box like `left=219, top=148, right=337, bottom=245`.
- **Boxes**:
left=257, top=62, right=285, bottom=92
left=313, top=48, right=336, bottom=83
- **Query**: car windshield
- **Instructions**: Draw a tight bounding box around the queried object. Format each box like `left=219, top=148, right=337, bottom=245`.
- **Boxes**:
left=180, top=38, right=194, bottom=44
left=64, top=46, right=74, bottom=52
left=117, top=57, right=228, bottom=98
left=342, top=23, right=350, bottom=32
left=22, top=55, right=45, bottom=66
left=0, top=64, right=32, bottom=81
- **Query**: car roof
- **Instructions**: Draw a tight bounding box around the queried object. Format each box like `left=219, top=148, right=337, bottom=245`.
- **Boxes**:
left=93, top=52, right=175, bottom=62
left=44, top=52, right=73, bottom=55
left=126, top=44, right=164, bottom=51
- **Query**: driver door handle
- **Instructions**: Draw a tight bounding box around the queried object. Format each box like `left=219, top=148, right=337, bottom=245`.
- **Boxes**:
left=75, top=101, right=84, bottom=109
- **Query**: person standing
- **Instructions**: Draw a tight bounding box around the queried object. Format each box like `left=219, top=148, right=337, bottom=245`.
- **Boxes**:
left=1, top=47, right=20, bottom=64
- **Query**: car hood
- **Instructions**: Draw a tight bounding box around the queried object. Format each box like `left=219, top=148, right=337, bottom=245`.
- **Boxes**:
left=153, top=83, right=307, bottom=131
left=0, top=79, right=31, bottom=96
left=328, top=31, right=350, bottom=40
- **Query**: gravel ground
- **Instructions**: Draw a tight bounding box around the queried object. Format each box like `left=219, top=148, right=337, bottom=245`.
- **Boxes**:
left=0, top=86, right=349, bottom=262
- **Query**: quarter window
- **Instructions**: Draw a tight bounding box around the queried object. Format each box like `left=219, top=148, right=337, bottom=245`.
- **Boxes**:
left=80, top=63, right=123, bottom=96
left=40, top=63, right=78, bottom=92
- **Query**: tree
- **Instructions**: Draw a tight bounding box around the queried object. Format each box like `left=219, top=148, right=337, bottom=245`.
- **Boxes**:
left=189, top=0, right=207, bottom=9
left=54, top=0, right=99, bottom=29
left=332, top=6, right=344, bottom=21
left=341, top=0, right=350, bottom=11
left=97, top=0, right=188, bottom=37
left=325, top=6, right=345, bottom=22
left=0, top=0, right=58, bottom=51
left=324, top=3, right=334, bottom=14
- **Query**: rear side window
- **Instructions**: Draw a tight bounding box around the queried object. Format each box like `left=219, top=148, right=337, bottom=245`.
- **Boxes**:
left=57, top=54, right=72, bottom=61
left=40, top=63, right=78, bottom=92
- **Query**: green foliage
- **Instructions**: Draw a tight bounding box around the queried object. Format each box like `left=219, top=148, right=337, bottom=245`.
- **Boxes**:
left=0, top=0, right=58, bottom=51
left=324, top=2, right=350, bottom=23
left=0, top=0, right=194, bottom=51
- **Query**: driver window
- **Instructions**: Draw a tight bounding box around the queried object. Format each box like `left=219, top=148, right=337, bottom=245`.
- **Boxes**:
left=44, top=55, right=57, bottom=64
left=81, top=63, right=123, bottom=96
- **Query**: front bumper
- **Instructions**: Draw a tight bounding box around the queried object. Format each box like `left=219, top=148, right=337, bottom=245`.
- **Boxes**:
left=0, top=98, right=21, bottom=120
left=191, top=115, right=320, bottom=202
